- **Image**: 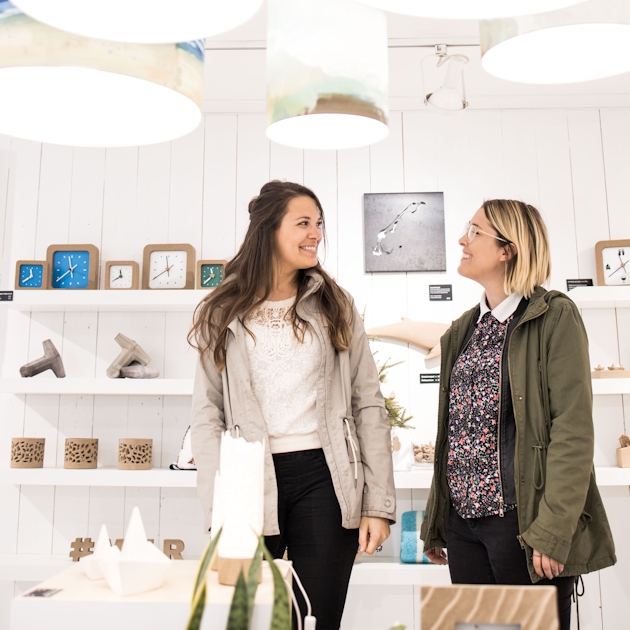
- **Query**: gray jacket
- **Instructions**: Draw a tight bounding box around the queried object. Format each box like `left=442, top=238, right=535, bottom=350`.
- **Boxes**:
left=190, top=269, right=396, bottom=535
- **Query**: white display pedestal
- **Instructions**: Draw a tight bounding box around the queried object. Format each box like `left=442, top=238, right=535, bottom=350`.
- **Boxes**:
left=11, top=560, right=289, bottom=630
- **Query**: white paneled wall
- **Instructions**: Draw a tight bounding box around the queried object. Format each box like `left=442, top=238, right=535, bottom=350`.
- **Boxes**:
left=1, top=108, right=629, bottom=629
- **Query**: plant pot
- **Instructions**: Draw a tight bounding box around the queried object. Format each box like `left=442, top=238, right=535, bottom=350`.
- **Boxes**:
left=118, top=438, right=152, bottom=470
left=617, top=446, right=630, bottom=468
left=64, top=438, right=98, bottom=469
left=11, top=437, right=45, bottom=468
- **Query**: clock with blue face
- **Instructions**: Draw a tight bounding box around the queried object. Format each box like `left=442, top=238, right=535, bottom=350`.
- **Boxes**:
left=46, top=244, right=100, bottom=290
left=15, top=260, right=48, bottom=290
left=196, top=259, right=227, bottom=289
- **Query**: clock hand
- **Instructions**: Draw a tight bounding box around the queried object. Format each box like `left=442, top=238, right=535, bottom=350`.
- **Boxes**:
left=608, top=260, right=630, bottom=277
left=202, top=276, right=212, bottom=285
left=152, top=269, right=170, bottom=281
left=24, top=270, right=34, bottom=282
left=166, top=256, right=170, bottom=277
left=68, top=256, right=74, bottom=277
left=56, top=269, right=72, bottom=282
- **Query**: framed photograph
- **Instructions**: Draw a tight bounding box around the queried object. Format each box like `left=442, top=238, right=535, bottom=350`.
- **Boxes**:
left=363, top=192, right=446, bottom=273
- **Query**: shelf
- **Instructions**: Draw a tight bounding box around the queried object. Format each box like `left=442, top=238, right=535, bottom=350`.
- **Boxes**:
left=0, top=289, right=210, bottom=313
left=0, top=378, right=193, bottom=396
left=3, top=466, right=628, bottom=488
left=569, top=286, right=630, bottom=309
left=592, top=379, right=630, bottom=395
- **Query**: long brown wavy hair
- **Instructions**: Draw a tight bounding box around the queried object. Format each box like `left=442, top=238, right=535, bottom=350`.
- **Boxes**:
left=188, top=180, right=353, bottom=371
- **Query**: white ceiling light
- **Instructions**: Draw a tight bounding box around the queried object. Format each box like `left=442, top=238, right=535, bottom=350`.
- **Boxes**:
left=0, top=6, right=203, bottom=147
left=11, top=0, right=264, bottom=43
left=481, top=0, right=630, bottom=84
left=266, top=0, right=389, bottom=151
left=422, top=47, right=469, bottom=112
left=355, top=0, right=585, bottom=20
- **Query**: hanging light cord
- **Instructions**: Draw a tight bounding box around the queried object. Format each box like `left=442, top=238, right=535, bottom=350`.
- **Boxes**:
left=274, top=559, right=316, bottom=630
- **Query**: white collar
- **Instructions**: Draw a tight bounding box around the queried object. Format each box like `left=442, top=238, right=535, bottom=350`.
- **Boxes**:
left=477, top=291, right=524, bottom=323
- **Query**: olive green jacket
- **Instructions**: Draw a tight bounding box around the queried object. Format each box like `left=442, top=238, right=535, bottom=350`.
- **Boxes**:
left=420, top=287, right=616, bottom=581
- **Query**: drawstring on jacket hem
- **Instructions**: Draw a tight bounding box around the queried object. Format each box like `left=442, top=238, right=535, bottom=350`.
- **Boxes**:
left=343, top=418, right=358, bottom=488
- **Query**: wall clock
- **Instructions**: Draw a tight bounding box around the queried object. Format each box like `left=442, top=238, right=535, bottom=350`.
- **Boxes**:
left=105, top=261, right=140, bottom=290
left=142, top=244, right=196, bottom=290
left=46, top=244, right=99, bottom=289
left=15, top=260, right=48, bottom=290
left=196, top=259, right=228, bottom=289
left=595, top=239, right=630, bottom=286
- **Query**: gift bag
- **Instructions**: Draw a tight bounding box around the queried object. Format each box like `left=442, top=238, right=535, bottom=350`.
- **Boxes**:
left=400, top=510, right=429, bottom=564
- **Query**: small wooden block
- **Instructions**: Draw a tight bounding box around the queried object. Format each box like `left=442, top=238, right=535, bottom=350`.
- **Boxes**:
left=216, top=555, right=262, bottom=586
left=617, top=446, right=630, bottom=468
left=591, top=369, right=630, bottom=379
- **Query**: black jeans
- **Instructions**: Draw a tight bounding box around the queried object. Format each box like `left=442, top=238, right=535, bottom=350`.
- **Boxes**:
left=448, top=506, right=575, bottom=630
left=264, top=449, right=359, bottom=630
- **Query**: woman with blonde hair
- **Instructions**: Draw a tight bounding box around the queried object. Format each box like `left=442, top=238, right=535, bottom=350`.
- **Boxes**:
left=189, top=180, right=395, bottom=630
left=421, top=199, right=615, bottom=629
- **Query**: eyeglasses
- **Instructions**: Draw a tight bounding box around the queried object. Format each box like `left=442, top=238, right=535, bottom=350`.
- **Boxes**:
left=462, top=222, right=509, bottom=244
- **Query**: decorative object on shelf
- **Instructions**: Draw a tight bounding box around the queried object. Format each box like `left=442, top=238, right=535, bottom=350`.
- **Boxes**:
left=12, top=0, right=264, bottom=44
left=170, top=426, right=196, bottom=470
left=15, top=260, right=47, bottom=290
left=266, top=0, right=389, bottom=150
left=142, top=243, right=196, bottom=290
left=391, top=426, right=414, bottom=472
left=104, top=261, right=140, bottom=290
left=0, top=6, right=203, bottom=147
left=368, top=319, right=449, bottom=360
left=421, top=46, right=469, bottom=112
left=617, top=435, right=630, bottom=468
left=119, top=362, right=160, bottom=379
left=46, top=244, right=99, bottom=289
left=10, top=437, right=45, bottom=468
left=118, top=438, right=153, bottom=470
left=163, top=539, right=185, bottom=560
left=480, top=1, right=630, bottom=85
left=64, top=438, right=98, bottom=469
left=69, top=537, right=95, bottom=562
left=364, top=193, right=446, bottom=273
left=99, top=506, right=172, bottom=597
left=400, top=511, right=429, bottom=564
left=196, top=259, right=227, bottom=289
left=106, top=333, right=152, bottom=379
left=592, top=364, right=630, bottom=378
left=80, top=525, right=116, bottom=579
left=19, top=339, right=66, bottom=378
left=413, top=442, right=435, bottom=464
left=595, top=240, right=630, bottom=286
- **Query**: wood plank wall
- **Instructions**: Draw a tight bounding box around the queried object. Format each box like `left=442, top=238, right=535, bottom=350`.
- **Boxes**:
left=0, top=108, right=629, bottom=629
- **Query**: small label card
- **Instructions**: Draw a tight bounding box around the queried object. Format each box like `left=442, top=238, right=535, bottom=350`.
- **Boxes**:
left=420, top=373, right=440, bottom=384
left=0, top=291, right=14, bottom=301
left=429, top=285, right=452, bottom=301
left=566, top=278, right=593, bottom=291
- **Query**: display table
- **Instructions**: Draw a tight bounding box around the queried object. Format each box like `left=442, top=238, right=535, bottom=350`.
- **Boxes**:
left=11, top=560, right=290, bottom=630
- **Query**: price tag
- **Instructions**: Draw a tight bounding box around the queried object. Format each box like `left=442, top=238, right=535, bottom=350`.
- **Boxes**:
left=429, top=285, right=452, bottom=301
left=566, top=279, right=593, bottom=291
left=0, top=291, right=14, bottom=301
left=420, top=373, right=440, bottom=384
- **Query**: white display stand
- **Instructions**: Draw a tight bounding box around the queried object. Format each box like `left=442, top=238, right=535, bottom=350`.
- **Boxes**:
left=10, top=560, right=289, bottom=630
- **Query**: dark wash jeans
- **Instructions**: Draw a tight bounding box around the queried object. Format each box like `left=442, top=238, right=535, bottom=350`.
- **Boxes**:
left=264, top=449, right=359, bottom=630
left=448, top=506, right=575, bottom=630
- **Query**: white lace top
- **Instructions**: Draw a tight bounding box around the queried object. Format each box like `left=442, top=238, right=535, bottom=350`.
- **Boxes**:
left=245, top=296, right=322, bottom=454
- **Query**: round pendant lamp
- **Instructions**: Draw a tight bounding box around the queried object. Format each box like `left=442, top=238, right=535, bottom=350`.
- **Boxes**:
left=0, top=5, right=203, bottom=147
left=354, top=0, right=585, bottom=20
left=481, top=0, right=630, bottom=84
left=266, top=0, right=389, bottom=151
left=11, top=0, right=264, bottom=44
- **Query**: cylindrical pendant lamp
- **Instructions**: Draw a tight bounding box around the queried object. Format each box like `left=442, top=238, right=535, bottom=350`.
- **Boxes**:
left=481, top=0, right=630, bottom=84
left=355, top=0, right=585, bottom=20
left=266, top=0, right=389, bottom=151
left=0, top=4, right=203, bottom=147
left=11, top=0, right=264, bottom=43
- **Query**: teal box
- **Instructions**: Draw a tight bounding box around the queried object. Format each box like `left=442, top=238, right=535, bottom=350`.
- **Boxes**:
left=400, top=510, right=430, bottom=564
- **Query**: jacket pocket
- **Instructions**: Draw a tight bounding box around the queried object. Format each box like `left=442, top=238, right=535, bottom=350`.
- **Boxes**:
left=577, top=510, right=592, bottom=532
left=531, top=441, right=547, bottom=490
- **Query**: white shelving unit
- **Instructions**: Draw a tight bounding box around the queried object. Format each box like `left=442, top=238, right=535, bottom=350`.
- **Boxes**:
left=569, top=286, right=630, bottom=309
left=591, top=379, right=630, bottom=395
left=0, top=378, right=193, bottom=396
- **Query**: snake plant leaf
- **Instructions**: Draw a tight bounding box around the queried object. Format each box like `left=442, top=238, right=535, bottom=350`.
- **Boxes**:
left=261, top=542, right=291, bottom=630
left=227, top=570, right=250, bottom=630
left=186, top=529, right=222, bottom=630
left=186, top=583, right=207, bottom=630
left=389, top=625, right=407, bottom=630
left=245, top=539, right=264, bottom=625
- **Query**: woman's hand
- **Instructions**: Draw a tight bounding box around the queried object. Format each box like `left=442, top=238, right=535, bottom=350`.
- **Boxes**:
left=358, top=516, right=390, bottom=554
left=425, top=547, right=448, bottom=565
left=533, top=550, right=564, bottom=579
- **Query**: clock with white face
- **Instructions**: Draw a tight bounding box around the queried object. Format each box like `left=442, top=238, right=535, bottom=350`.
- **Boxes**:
left=595, top=240, right=630, bottom=286
left=105, top=261, right=139, bottom=290
left=142, top=244, right=196, bottom=290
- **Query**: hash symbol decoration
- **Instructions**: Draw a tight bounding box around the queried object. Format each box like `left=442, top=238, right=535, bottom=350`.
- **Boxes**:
left=69, top=537, right=95, bottom=562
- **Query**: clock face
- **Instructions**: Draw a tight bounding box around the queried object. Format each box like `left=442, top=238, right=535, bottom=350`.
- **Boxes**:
left=148, top=250, right=188, bottom=289
left=18, top=264, right=44, bottom=288
left=109, top=264, right=134, bottom=289
left=200, top=263, right=224, bottom=288
left=602, top=247, right=630, bottom=285
left=51, top=251, right=91, bottom=289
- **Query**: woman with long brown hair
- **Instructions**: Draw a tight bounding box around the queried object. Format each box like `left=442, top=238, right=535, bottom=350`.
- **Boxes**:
left=189, top=180, right=395, bottom=630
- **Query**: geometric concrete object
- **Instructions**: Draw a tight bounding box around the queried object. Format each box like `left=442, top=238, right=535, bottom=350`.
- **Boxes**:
left=19, top=339, right=66, bottom=378
left=64, top=438, right=98, bottom=469
left=107, top=333, right=151, bottom=379
left=10, top=437, right=45, bottom=468
left=81, top=524, right=117, bottom=580
left=118, top=438, right=152, bottom=470
left=119, top=362, right=160, bottom=379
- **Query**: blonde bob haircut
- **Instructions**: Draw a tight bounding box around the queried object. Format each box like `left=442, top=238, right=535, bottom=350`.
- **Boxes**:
left=483, top=199, right=551, bottom=299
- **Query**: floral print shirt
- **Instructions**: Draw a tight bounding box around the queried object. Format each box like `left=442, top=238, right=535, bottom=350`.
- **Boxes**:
left=446, top=310, right=517, bottom=519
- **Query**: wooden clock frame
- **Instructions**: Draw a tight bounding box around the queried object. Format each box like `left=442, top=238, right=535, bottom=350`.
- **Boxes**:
left=196, top=259, right=228, bottom=290
left=104, top=261, right=140, bottom=290
left=595, top=239, right=630, bottom=286
left=46, top=244, right=100, bottom=290
left=142, top=243, right=196, bottom=290
left=15, top=260, right=48, bottom=290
